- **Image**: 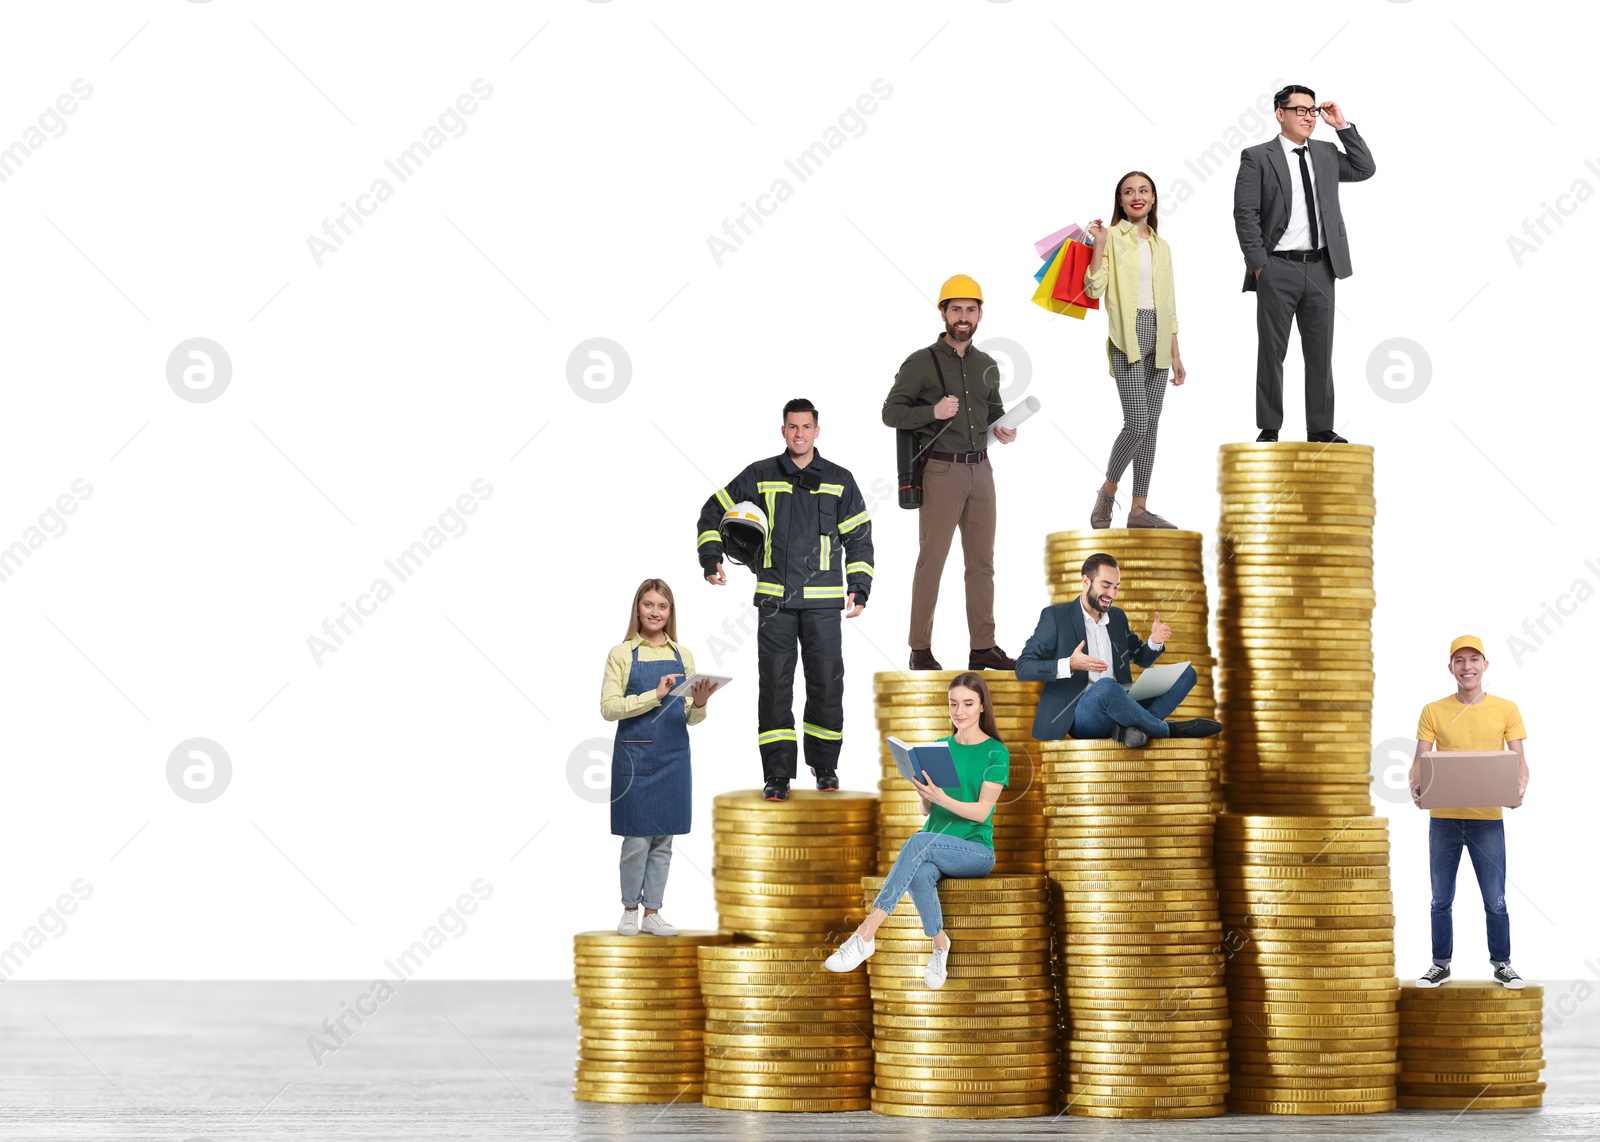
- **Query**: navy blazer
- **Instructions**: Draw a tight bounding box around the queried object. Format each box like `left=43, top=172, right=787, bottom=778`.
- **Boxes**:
left=1014, top=601, right=1163, bottom=741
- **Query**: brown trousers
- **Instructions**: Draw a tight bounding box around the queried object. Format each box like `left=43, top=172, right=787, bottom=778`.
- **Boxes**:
left=909, top=458, right=996, bottom=651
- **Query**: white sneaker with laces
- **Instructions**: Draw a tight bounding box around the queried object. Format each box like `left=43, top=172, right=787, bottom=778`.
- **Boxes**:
left=640, top=912, right=678, bottom=937
left=824, top=933, right=875, bottom=973
left=925, top=938, right=951, bottom=989
left=617, top=908, right=639, bottom=936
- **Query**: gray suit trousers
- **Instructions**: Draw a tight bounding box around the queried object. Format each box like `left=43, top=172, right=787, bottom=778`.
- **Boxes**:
left=1255, top=255, right=1337, bottom=434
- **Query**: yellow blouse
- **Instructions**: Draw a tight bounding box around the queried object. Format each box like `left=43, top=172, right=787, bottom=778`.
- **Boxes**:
left=600, top=635, right=708, bottom=725
left=1083, top=219, right=1179, bottom=375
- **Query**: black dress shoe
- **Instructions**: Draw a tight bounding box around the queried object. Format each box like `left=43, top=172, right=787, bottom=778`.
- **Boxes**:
left=1112, top=724, right=1150, bottom=749
left=1256, top=429, right=1279, bottom=442
left=763, top=778, right=790, bottom=801
left=968, top=646, right=1016, bottom=672
left=1307, top=430, right=1349, bottom=444
left=1167, top=718, right=1223, bottom=738
left=908, top=648, right=942, bottom=671
left=812, top=768, right=840, bottom=792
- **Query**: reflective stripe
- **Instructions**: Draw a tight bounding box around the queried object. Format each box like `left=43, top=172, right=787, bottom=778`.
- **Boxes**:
left=803, top=722, right=842, bottom=741
left=715, top=487, right=734, bottom=511
left=846, top=561, right=874, bottom=577
left=756, top=483, right=792, bottom=567
left=802, top=585, right=846, bottom=599
left=819, top=534, right=831, bottom=572
left=754, top=581, right=785, bottom=597
left=837, top=510, right=870, bottom=534
left=812, top=483, right=845, bottom=496
left=758, top=728, right=798, bottom=745
left=697, top=530, right=721, bottom=547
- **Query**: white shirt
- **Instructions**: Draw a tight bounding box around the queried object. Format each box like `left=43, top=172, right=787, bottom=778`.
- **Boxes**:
left=1274, top=132, right=1324, bottom=252
left=1135, top=237, right=1155, bottom=310
left=1057, top=600, right=1164, bottom=683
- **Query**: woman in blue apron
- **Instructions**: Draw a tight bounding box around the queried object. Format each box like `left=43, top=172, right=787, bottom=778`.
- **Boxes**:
left=599, top=578, right=718, bottom=936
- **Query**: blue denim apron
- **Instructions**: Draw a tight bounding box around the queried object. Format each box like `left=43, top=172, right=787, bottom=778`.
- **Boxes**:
left=611, top=645, right=692, bottom=837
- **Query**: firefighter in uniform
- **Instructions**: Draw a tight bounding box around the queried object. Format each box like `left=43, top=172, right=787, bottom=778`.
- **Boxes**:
left=696, top=398, right=875, bottom=801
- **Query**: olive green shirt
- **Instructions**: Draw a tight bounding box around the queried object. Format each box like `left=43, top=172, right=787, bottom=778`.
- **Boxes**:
left=882, top=335, right=1005, bottom=456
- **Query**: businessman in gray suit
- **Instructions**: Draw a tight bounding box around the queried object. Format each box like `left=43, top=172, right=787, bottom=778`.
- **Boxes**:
left=1015, top=553, right=1221, bottom=747
left=1234, top=84, right=1376, bottom=444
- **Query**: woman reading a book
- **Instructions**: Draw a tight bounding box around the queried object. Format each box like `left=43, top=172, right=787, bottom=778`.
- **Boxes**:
left=824, top=672, right=1009, bottom=988
left=599, top=577, right=718, bottom=937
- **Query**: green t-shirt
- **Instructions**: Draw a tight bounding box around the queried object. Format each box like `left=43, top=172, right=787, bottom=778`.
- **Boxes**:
left=920, top=735, right=1010, bottom=849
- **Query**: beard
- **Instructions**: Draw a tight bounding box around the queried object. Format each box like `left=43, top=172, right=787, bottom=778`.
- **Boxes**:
left=944, top=315, right=978, bottom=343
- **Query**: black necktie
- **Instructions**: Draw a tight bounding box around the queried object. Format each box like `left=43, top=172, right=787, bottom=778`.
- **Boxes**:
left=1294, top=146, right=1319, bottom=249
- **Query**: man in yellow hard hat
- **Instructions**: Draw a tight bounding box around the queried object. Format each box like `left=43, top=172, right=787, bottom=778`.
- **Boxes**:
left=882, top=274, right=1018, bottom=672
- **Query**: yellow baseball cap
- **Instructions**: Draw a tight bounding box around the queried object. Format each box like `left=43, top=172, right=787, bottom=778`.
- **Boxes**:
left=1448, top=635, right=1486, bottom=658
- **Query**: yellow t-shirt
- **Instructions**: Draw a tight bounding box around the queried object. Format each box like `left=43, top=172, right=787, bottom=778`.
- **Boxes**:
left=1415, top=693, right=1526, bottom=820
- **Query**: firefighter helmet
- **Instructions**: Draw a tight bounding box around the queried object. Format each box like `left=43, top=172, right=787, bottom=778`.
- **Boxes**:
left=719, top=502, right=768, bottom=568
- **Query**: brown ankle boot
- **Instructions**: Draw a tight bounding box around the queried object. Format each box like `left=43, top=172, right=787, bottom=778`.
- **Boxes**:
left=908, top=648, right=942, bottom=671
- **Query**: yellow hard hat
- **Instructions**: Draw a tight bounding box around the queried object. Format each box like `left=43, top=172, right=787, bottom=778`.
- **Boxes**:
left=938, top=274, right=983, bottom=305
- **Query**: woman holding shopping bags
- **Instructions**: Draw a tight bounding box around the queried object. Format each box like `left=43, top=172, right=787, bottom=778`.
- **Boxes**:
left=1084, top=171, right=1186, bottom=530
left=599, top=577, right=719, bottom=936
left=823, top=672, right=1008, bottom=989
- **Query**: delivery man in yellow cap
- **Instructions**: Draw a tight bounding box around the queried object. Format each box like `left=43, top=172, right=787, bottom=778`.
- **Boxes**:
left=1408, top=634, right=1530, bottom=989
left=882, top=275, right=1018, bottom=672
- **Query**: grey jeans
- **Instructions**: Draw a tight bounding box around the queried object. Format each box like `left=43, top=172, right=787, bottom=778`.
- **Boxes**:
left=620, top=834, right=673, bottom=910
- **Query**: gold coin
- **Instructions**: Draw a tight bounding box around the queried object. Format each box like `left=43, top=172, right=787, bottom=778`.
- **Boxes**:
left=574, top=930, right=730, bottom=948
left=702, top=1093, right=870, bottom=1112
left=1398, top=1070, right=1543, bottom=1085
left=1399, top=981, right=1545, bottom=999
left=1396, top=1093, right=1542, bottom=1110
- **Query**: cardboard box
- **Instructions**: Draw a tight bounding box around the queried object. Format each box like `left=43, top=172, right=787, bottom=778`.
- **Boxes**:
left=1417, top=750, right=1521, bottom=810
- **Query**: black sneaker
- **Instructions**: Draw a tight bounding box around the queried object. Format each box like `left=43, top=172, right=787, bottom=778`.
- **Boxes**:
left=1167, top=718, right=1223, bottom=739
left=812, top=768, right=840, bottom=792
left=1416, top=964, right=1450, bottom=987
left=1493, top=964, right=1526, bottom=990
left=763, top=778, right=790, bottom=802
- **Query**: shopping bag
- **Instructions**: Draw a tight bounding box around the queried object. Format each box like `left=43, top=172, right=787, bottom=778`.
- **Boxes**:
left=1030, top=239, right=1088, bottom=318
left=1050, top=239, right=1100, bottom=309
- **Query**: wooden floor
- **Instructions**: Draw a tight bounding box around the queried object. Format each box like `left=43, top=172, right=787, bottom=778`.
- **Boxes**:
left=1, top=981, right=1594, bottom=1139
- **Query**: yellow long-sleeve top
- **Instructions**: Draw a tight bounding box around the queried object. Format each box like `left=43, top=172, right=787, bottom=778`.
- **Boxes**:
left=1082, top=218, right=1179, bottom=375
left=600, top=635, right=708, bottom=725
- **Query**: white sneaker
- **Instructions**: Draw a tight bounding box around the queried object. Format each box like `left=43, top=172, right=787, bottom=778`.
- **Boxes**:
left=616, top=908, right=639, bottom=936
left=925, top=939, right=951, bottom=989
left=824, top=933, right=875, bottom=973
left=640, top=912, right=678, bottom=937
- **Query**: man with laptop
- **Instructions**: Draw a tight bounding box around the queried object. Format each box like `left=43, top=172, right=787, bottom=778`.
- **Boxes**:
left=1409, top=635, right=1531, bottom=990
left=1014, top=552, right=1221, bottom=746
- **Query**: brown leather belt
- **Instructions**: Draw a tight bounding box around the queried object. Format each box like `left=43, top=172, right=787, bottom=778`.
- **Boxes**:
left=927, top=449, right=987, bottom=464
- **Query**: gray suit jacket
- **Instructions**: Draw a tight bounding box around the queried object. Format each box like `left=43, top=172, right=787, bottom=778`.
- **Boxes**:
left=1234, top=125, right=1375, bottom=291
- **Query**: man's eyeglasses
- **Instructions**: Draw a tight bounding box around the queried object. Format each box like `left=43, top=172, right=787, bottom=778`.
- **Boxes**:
left=1281, top=104, right=1323, bottom=119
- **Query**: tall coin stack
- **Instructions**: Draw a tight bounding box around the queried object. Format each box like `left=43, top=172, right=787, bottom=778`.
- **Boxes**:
left=711, top=789, right=877, bottom=944
left=697, top=944, right=873, bottom=1112
left=1215, top=443, right=1377, bottom=816
left=872, top=672, right=1046, bottom=875
left=1043, top=529, right=1220, bottom=729
left=862, top=874, right=1059, bottom=1118
left=1041, top=738, right=1230, bottom=1119
left=572, top=930, right=732, bottom=1103
left=1216, top=814, right=1399, bottom=1113
left=1397, top=981, right=1545, bottom=1109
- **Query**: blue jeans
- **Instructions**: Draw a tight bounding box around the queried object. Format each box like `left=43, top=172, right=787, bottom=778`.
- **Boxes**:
left=620, top=835, right=673, bottom=910
left=1069, top=665, right=1197, bottom=739
left=872, top=831, right=996, bottom=936
left=1429, top=817, right=1510, bottom=966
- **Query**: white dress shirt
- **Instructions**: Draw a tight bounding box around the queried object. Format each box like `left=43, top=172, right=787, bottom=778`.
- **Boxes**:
left=1274, top=132, right=1325, bottom=253
left=1058, top=600, right=1163, bottom=683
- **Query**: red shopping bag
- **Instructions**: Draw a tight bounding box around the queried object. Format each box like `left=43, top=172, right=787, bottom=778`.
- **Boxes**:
left=1049, top=239, right=1100, bottom=309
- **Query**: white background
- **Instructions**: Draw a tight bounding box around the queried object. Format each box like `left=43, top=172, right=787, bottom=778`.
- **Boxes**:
left=0, top=1, right=1592, bottom=983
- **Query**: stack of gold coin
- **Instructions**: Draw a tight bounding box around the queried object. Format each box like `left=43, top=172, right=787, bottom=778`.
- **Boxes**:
left=862, top=874, right=1059, bottom=1118
left=572, top=930, right=731, bottom=1103
left=697, top=943, right=874, bottom=1112
left=1215, top=443, right=1376, bottom=816
left=1397, top=981, right=1545, bottom=1109
left=1042, top=529, right=1218, bottom=727
left=712, top=790, right=877, bottom=944
left=872, top=672, right=1046, bottom=875
left=1216, top=814, right=1398, bottom=1114
left=1041, top=738, right=1229, bottom=1118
